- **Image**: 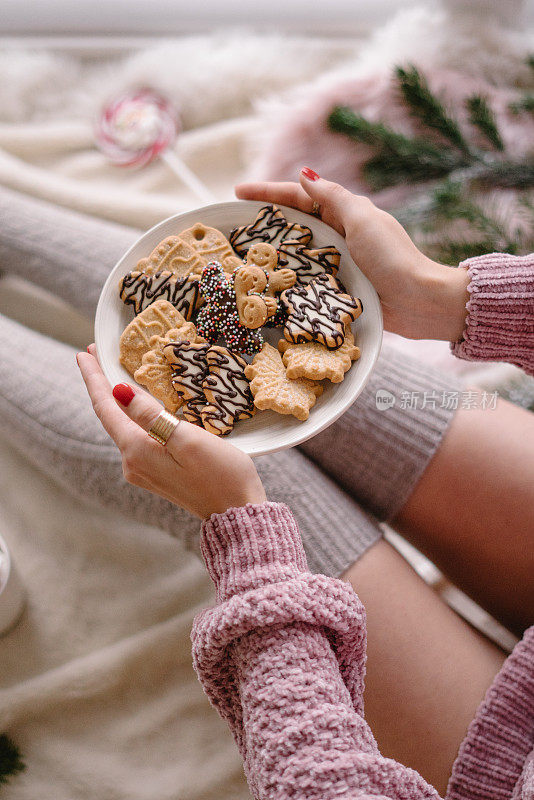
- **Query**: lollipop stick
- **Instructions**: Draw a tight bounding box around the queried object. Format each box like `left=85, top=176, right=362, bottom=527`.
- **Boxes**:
left=161, top=150, right=216, bottom=204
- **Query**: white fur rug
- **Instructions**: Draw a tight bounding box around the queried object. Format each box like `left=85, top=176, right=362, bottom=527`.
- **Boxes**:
left=0, top=9, right=531, bottom=798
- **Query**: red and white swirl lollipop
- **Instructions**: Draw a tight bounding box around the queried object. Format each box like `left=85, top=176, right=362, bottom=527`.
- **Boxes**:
left=96, top=88, right=214, bottom=203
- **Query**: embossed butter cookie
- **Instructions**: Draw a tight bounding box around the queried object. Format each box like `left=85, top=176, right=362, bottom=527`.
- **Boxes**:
left=244, top=343, right=323, bottom=421
left=119, top=270, right=201, bottom=320
left=179, top=222, right=242, bottom=274
left=136, top=236, right=204, bottom=279
left=134, top=324, right=206, bottom=412
left=278, top=326, right=360, bottom=384
left=119, top=299, right=189, bottom=376
left=229, top=204, right=312, bottom=256
left=281, top=273, right=363, bottom=351
left=201, top=346, right=255, bottom=436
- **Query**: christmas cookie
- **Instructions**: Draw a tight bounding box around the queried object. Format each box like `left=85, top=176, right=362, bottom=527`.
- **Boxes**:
left=278, top=241, right=340, bottom=284
left=136, top=236, right=204, bottom=279
left=233, top=264, right=277, bottom=329
left=119, top=270, right=201, bottom=320
left=119, top=299, right=189, bottom=376
left=281, top=273, right=363, bottom=350
left=196, top=261, right=264, bottom=355
left=134, top=324, right=206, bottom=412
left=201, top=346, right=255, bottom=436
left=163, top=341, right=211, bottom=426
left=179, top=222, right=242, bottom=273
left=229, top=204, right=312, bottom=255
left=244, top=343, right=323, bottom=421
left=278, top=326, right=360, bottom=383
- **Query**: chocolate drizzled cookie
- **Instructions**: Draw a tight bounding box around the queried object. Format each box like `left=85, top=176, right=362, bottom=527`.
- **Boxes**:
left=281, top=273, right=363, bottom=350
left=229, top=204, right=312, bottom=255
left=119, top=270, right=201, bottom=320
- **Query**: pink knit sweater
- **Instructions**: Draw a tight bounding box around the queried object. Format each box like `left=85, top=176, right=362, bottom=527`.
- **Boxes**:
left=451, top=252, right=534, bottom=375
left=191, top=253, right=534, bottom=799
left=192, top=503, right=533, bottom=800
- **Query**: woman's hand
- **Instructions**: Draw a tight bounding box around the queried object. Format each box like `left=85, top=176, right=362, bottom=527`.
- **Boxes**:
left=236, top=169, right=470, bottom=342
left=77, top=345, right=266, bottom=519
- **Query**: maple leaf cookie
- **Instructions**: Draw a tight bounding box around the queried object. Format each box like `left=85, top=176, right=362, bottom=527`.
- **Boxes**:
left=278, top=327, right=360, bottom=384
left=229, top=204, right=312, bottom=256
left=244, top=343, right=323, bottom=421
left=281, top=273, right=363, bottom=351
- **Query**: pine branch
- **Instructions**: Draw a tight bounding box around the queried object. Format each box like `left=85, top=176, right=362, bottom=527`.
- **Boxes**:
left=0, top=734, right=25, bottom=786
left=396, top=64, right=470, bottom=154
left=328, top=106, right=464, bottom=189
left=509, top=94, right=534, bottom=114
left=466, top=95, right=504, bottom=150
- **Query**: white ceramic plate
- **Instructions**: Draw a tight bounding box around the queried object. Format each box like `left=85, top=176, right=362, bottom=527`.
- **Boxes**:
left=95, top=201, right=383, bottom=457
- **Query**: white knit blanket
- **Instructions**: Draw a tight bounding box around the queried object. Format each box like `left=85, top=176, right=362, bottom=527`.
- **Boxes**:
left=0, top=12, right=531, bottom=798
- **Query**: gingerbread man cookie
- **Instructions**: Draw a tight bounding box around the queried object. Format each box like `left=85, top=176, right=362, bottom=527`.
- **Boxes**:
left=136, top=236, right=204, bottom=279
left=202, top=346, right=255, bottom=436
left=245, top=343, right=323, bottom=421
left=229, top=204, right=312, bottom=256
left=232, top=263, right=277, bottom=329
left=243, top=243, right=296, bottom=326
left=195, top=262, right=265, bottom=355
left=281, top=273, right=363, bottom=350
left=119, top=270, right=201, bottom=320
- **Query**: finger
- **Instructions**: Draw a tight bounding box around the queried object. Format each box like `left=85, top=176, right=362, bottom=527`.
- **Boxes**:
left=235, top=181, right=315, bottom=214
left=299, top=168, right=377, bottom=236
left=110, top=380, right=201, bottom=462
left=87, top=342, right=98, bottom=359
left=76, top=352, right=140, bottom=449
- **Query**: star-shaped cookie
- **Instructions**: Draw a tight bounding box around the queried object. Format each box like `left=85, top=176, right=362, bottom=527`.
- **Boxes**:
left=229, top=204, right=312, bottom=256
left=278, top=327, right=360, bottom=384
left=281, top=273, right=363, bottom=350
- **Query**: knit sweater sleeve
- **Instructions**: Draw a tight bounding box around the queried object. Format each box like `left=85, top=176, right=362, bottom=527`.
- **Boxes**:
left=451, top=252, right=534, bottom=375
left=191, top=502, right=441, bottom=800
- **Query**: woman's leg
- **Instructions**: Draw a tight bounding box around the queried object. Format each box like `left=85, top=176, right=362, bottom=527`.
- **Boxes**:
left=299, top=344, right=534, bottom=633
left=0, top=312, right=383, bottom=575
left=0, top=185, right=138, bottom=315
left=342, top=539, right=506, bottom=797
left=392, top=397, right=534, bottom=635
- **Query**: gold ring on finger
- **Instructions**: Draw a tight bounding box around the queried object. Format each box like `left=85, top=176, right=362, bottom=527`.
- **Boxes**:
left=148, top=410, right=181, bottom=446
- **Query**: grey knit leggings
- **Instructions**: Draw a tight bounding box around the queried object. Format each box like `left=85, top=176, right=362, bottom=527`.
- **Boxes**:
left=0, top=186, right=460, bottom=576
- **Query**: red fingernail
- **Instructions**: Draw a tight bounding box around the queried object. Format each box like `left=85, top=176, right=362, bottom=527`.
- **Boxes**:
left=301, top=166, right=319, bottom=181
left=87, top=346, right=91, bottom=353
left=113, top=383, right=135, bottom=407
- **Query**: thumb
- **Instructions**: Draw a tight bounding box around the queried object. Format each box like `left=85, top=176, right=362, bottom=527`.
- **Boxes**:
left=299, top=167, right=373, bottom=237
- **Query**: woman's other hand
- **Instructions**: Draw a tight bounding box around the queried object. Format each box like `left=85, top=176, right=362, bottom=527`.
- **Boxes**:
left=236, top=169, right=470, bottom=342
left=77, top=345, right=266, bottom=519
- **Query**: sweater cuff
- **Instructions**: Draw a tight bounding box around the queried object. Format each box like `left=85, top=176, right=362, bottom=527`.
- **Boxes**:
left=200, top=502, right=309, bottom=602
left=446, top=625, right=534, bottom=800
left=451, top=253, right=534, bottom=369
